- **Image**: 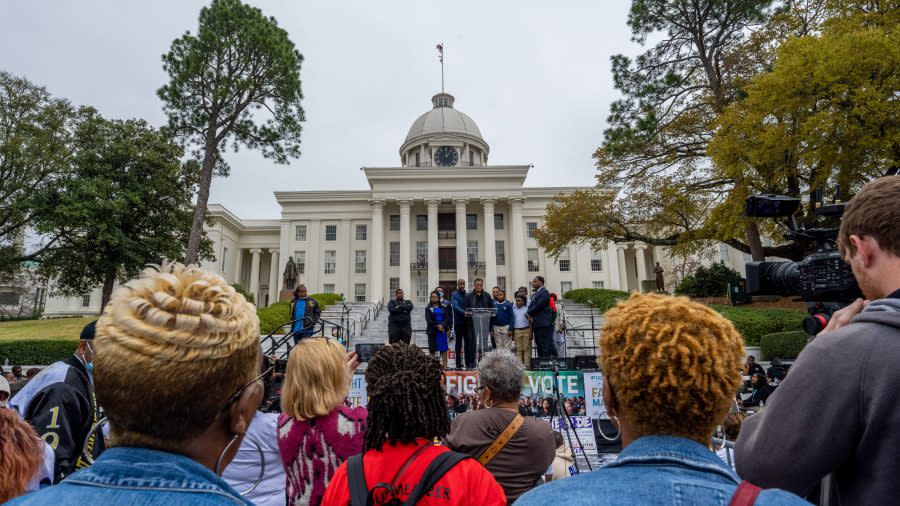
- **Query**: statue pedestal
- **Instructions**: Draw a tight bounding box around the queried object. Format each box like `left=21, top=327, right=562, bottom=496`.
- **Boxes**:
left=279, top=290, right=295, bottom=302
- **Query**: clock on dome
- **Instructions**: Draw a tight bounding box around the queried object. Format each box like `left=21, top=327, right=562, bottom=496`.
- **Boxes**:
left=434, top=146, right=459, bottom=166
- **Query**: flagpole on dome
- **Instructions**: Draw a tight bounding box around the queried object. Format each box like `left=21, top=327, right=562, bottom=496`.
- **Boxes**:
left=436, top=42, right=444, bottom=93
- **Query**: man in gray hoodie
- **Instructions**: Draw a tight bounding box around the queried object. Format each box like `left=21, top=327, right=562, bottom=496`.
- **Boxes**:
left=736, top=176, right=900, bottom=505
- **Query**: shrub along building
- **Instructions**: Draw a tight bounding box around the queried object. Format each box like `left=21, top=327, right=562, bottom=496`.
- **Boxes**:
left=43, top=91, right=751, bottom=314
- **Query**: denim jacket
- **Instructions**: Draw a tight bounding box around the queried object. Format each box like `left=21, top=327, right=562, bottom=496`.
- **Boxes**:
left=515, top=435, right=810, bottom=505
left=7, top=446, right=252, bottom=506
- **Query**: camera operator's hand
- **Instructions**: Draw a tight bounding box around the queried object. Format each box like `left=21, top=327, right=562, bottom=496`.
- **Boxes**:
left=820, top=298, right=867, bottom=336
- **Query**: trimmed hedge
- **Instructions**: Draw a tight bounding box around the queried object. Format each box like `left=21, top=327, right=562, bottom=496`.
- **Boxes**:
left=674, top=262, right=742, bottom=298
left=0, top=338, right=78, bottom=365
left=562, top=289, right=805, bottom=347
left=709, top=305, right=805, bottom=347
left=760, top=331, right=808, bottom=360
left=563, top=288, right=630, bottom=312
left=256, top=293, right=344, bottom=335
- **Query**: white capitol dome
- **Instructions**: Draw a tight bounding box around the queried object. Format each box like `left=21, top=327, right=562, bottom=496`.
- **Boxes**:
left=399, top=92, right=489, bottom=167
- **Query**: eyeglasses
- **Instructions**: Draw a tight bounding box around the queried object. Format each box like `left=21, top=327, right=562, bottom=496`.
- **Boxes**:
left=222, top=365, right=275, bottom=412
left=475, top=385, right=485, bottom=393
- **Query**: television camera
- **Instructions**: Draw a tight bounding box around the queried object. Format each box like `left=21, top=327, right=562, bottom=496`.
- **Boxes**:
left=743, top=192, right=861, bottom=334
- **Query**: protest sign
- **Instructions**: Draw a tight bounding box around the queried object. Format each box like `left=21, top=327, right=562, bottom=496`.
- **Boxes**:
left=542, top=415, right=599, bottom=456
left=583, top=370, right=609, bottom=420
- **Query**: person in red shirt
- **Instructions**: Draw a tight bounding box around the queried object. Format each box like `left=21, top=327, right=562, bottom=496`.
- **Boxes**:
left=322, top=343, right=505, bottom=506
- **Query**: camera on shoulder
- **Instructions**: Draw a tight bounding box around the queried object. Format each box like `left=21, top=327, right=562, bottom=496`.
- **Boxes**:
left=744, top=191, right=862, bottom=335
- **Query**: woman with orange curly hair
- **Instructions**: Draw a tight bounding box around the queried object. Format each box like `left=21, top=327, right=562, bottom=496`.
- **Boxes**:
left=0, top=409, right=54, bottom=501
left=518, top=293, right=810, bottom=505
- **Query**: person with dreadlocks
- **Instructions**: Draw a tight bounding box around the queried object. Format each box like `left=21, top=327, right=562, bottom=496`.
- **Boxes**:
left=321, top=343, right=505, bottom=506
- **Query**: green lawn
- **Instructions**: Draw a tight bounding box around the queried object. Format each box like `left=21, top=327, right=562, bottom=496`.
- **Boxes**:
left=0, top=317, right=94, bottom=342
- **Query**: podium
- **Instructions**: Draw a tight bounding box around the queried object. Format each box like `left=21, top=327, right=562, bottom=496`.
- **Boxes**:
left=466, top=307, right=497, bottom=363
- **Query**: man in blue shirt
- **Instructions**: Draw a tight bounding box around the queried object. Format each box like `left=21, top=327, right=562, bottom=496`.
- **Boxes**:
left=491, top=290, right=514, bottom=351
left=450, top=278, right=472, bottom=370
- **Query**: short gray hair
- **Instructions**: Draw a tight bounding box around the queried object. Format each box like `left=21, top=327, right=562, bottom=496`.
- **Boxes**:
left=477, top=349, right=525, bottom=403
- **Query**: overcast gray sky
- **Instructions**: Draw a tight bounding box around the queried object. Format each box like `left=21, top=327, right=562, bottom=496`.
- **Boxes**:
left=1, top=1, right=641, bottom=219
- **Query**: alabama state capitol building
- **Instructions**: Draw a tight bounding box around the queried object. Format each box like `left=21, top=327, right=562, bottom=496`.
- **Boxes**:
left=44, top=91, right=749, bottom=315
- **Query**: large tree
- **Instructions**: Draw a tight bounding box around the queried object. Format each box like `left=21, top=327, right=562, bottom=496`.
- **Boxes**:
left=708, top=4, right=899, bottom=255
left=33, top=111, right=207, bottom=307
left=536, top=0, right=834, bottom=260
left=0, top=72, right=74, bottom=276
left=158, top=0, right=305, bottom=265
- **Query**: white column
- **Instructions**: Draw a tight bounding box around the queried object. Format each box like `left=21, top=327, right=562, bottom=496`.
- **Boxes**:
left=616, top=244, right=629, bottom=291
left=307, top=220, right=321, bottom=292
left=426, top=199, right=440, bottom=291
left=509, top=198, right=525, bottom=291
left=482, top=198, right=497, bottom=289
left=370, top=201, right=385, bottom=302
left=278, top=221, right=290, bottom=285
left=454, top=198, right=468, bottom=282
left=249, top=248, right=262, bottom=306
left=268, top=249, right=279, bottom=305
left=606, top=243, right=621, bottom=290
left=635, top=243, right=648, bottom=290
left=337, top=218, right=351, bottom=298
left=233, top=248, right=243, bottom=286
left=399, top=200, right=412, bottom=294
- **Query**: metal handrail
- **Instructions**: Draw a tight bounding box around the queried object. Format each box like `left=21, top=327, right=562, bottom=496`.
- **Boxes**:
left=261, top=316, right=355, bottom=358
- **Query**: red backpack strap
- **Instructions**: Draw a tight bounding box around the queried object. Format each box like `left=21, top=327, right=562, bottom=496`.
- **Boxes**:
left=728, top=481, right=762, bottom=506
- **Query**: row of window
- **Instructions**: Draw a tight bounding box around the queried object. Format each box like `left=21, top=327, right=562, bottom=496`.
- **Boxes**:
left=289, top=246, right=605, bottom=274
left=292, top=215, right=547, bottom=241
left=294, top=224, right=370, bottom=242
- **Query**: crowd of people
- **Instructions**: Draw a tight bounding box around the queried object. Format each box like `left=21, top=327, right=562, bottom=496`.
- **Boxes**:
left=0, top=176, right=897, bottom=505
left=381, top=275, right=561, bottom=372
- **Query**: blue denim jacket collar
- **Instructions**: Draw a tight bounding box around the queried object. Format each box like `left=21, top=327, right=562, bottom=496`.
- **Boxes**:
left=608, top=435, right=738, bottom=482
left=66, top=446, right=250, bottom=504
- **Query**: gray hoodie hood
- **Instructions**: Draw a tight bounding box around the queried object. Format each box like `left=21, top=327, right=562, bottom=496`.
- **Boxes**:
left=854, top=297, right=900, bottom=328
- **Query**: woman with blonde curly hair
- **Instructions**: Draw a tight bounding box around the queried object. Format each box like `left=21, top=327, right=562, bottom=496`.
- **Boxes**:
left=8, top=263, right=264, bottom=505
left=517, top=293, right=810, bottom=505
left=278, top=337, right=365, bottom=506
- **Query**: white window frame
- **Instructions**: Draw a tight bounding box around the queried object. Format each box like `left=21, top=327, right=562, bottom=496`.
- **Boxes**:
left=355, top=250, right=367, bottom=274
left=356, top=224, right=367, bottom=241
left=325, top=225, right=337, bottom=241
left=389, top=242, right=400, bottom=266
left=495, top=240, right=506, bottom=266
left=354, top=283, right=366, bottom=302
left=526, top=222, right=538, bottom=238
left=295, top=225, right=307, bottom=242
left=324, top=250, right=336, bottom=275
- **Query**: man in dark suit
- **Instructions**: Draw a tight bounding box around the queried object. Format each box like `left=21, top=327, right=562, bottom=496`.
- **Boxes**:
left=527, top=276, right=556, bottom=357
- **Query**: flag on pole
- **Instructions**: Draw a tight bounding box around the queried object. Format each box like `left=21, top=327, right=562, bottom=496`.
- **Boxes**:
left=436, top=43, right=444, bottom=63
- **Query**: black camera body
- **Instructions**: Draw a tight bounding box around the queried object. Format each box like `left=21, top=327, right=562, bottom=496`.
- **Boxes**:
left=744, top=194, right=861, bottom=334
left=746, top=248, right=861, bottom=303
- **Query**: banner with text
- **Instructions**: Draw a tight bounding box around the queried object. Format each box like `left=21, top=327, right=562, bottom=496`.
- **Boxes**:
left=582, top=370, right=609, bottom=420
left=542, top=416, right=598, bottom=456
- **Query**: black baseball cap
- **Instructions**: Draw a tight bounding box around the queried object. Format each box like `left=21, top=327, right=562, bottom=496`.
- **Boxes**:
left=80, top=321, right=97, bottom=340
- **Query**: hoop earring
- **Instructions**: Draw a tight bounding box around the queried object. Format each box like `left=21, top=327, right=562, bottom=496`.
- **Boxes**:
left=233, top=438, right=266, bottom=496
left=82, top=416, right=108, bottom=465
left=215, top=433, right=242, bottom=476
left=596, top=415, right=620, bottom=442
left=485, top=399, right=494, bottom=408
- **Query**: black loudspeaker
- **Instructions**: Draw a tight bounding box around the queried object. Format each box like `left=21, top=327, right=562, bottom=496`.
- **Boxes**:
left=532, top=357, right=575, bottom=371
left=574, top=355, right=599, bottom=370
left=593, top=419, right=622, bottom=452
